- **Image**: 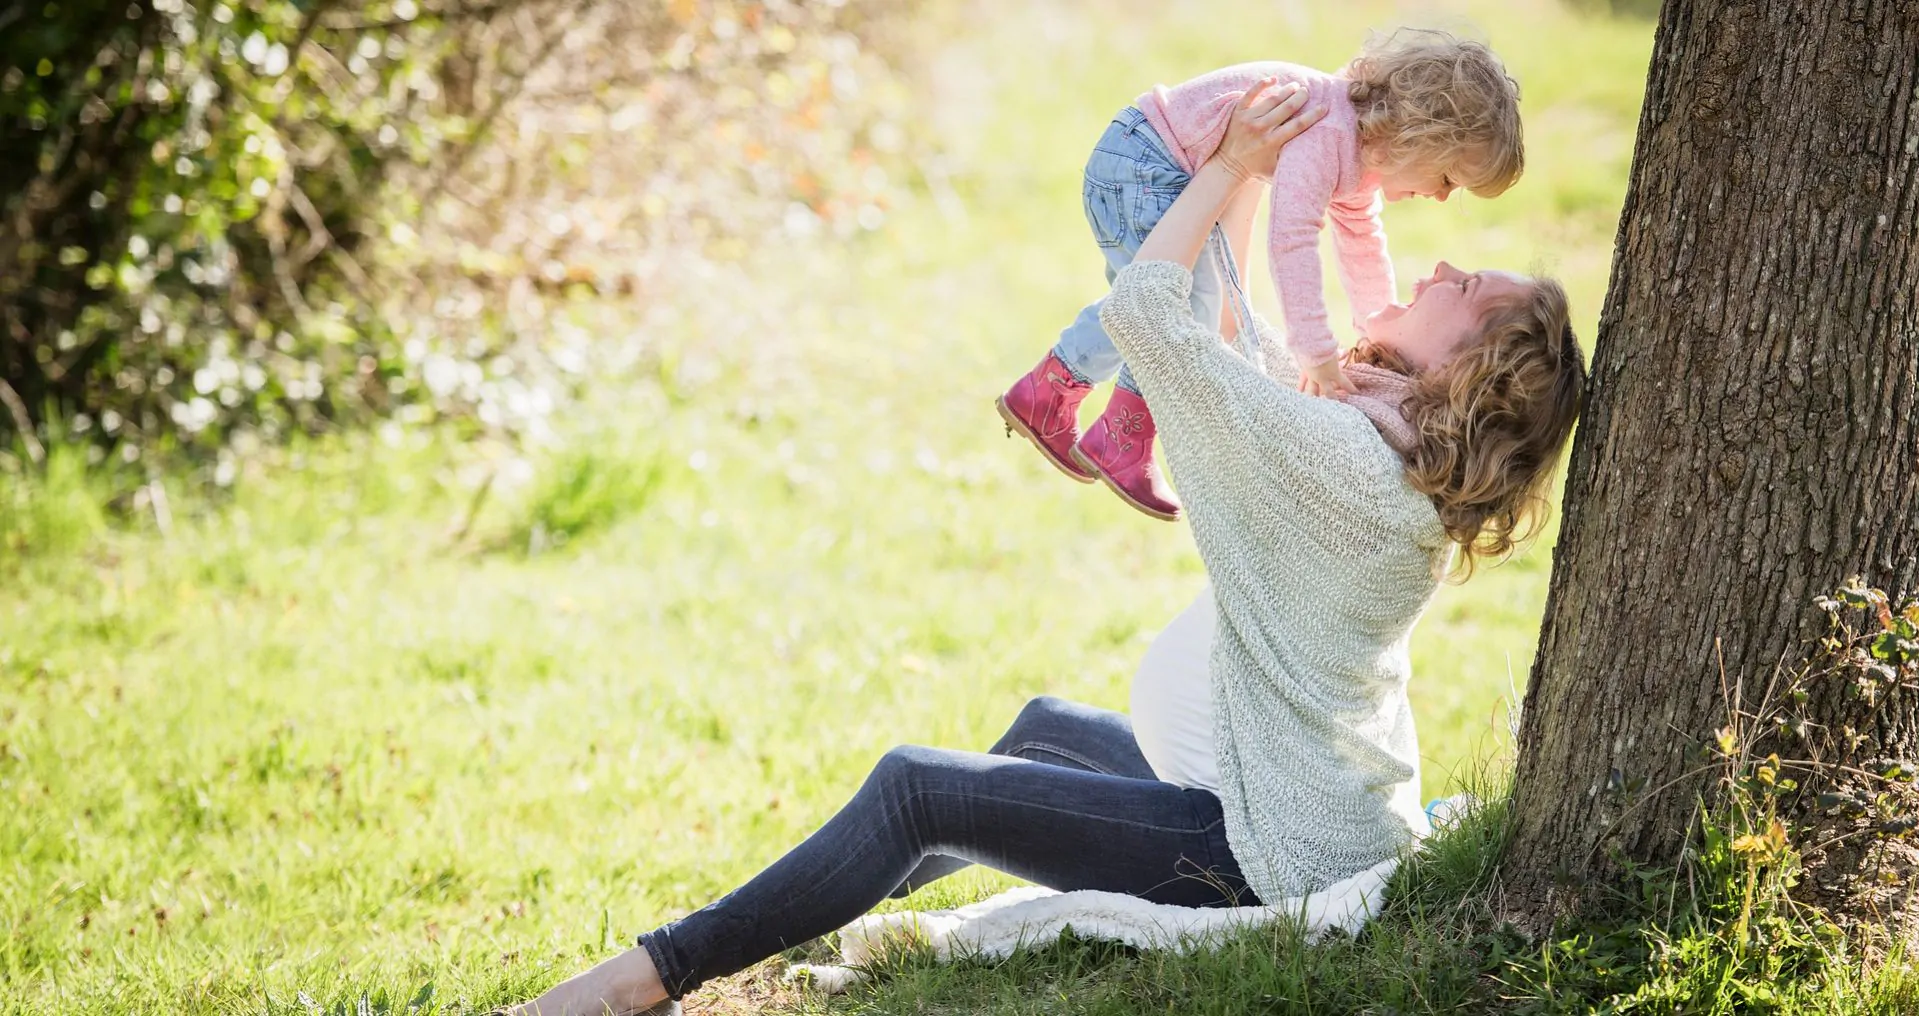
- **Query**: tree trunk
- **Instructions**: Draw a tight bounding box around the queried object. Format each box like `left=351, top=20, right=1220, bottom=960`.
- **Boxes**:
left=1501, top=0, right=1919, bottom=915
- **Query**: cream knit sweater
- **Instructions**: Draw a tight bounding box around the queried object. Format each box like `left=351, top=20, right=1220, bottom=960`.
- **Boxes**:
left=1099, top=259, right=1449, bottom=902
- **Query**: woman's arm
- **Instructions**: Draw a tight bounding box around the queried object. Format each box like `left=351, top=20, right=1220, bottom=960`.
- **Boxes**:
left=1133, top=161, right=1250, bottom=273
left=1217, top=184, right=1263, bottom=340
left=1134, top=79, right=1324, bottom=270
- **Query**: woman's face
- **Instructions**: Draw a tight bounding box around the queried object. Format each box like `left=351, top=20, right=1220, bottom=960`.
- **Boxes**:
left=1362, top=262, right=1531, bottom=372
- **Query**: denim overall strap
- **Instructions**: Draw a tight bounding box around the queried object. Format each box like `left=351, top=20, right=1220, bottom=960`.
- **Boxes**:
left=1209, top=222, right=1262, bottom=366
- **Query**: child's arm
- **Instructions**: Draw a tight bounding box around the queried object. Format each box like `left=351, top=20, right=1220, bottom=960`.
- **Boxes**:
left=1264, top=136, right=1355, bottom=395
left=1328, top=193, right=1395, bottom=333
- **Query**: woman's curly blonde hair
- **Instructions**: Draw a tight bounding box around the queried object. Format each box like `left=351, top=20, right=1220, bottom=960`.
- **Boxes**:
left=1353, top=279, right=1587, bottom=579
left=1346, top=28, right=1525, bottom=198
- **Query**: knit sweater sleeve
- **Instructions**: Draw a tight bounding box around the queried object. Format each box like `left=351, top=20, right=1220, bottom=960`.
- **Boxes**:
left=1244, top=309, right=1299, bottom=385
left=1263, top=133, right=1344, bottom=368
left=1100, top=259, right=1368, bottom=489
left=1328, top=190, right=1395, bottom=333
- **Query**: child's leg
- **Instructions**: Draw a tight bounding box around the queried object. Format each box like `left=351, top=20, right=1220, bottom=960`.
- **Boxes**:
left=1049, top=108, right=1192, bottom=384
left=1050, top=216, right=1148, bottom=386
left=1002, top=110, right=1185, bottom=482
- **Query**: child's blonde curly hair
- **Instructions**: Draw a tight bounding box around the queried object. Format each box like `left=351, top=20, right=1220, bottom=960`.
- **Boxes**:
left=1347, top=28, right=1525, bottom=198
left=1353, top=278, right=1586, bottom=578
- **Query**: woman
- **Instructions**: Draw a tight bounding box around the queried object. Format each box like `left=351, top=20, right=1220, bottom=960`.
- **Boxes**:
left=507, top=81, right=1587, bottom=1016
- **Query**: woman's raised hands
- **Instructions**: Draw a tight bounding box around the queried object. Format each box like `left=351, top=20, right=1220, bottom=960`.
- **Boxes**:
left=1213, top=78, right=1327, bottom=183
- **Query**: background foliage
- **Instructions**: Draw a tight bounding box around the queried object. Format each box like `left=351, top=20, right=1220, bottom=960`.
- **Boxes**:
left=0, top=0, right=920, bottom=475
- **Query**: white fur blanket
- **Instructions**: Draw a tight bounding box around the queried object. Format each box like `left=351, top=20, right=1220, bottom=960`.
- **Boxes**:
left=786, top=857, right=1399, bottom=993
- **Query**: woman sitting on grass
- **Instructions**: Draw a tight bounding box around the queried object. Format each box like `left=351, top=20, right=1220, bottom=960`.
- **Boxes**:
left=506, top=81, right=1587, bottom=1016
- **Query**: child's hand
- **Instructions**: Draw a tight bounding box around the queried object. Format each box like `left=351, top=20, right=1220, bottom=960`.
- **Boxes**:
left=1214, top=78, right=1328, bottom=183
left=1298, top=356, right=1355, bottom=398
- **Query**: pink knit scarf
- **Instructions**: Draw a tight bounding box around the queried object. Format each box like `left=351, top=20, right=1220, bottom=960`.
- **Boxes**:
left=1334, top=361, right=1417, bottom=455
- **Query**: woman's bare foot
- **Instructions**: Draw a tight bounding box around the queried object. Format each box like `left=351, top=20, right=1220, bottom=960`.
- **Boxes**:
left=501, top=946, right=673, bottom=1016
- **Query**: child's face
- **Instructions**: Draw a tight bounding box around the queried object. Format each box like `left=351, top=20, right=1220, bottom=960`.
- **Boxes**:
left=1375, top=164, right=1458, bottom=203
left=1363, top=261, right=1530, bottom=372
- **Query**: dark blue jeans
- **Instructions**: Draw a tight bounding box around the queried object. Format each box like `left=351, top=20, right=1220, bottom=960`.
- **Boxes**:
left=638, top=696, right=1257, bottom=998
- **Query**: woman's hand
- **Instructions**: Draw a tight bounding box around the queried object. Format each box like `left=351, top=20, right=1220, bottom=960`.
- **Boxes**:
left=1213, top=78, right=1326, bottom=183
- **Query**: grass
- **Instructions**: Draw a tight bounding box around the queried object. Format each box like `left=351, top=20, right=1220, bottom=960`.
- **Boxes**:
left=5, top=0, right=1908, bottom=1012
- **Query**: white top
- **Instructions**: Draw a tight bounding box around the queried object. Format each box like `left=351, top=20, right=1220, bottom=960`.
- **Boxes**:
left=1130, top=585, right=1221, bottom=792
left=1099, top=260, right=1445, bottom=902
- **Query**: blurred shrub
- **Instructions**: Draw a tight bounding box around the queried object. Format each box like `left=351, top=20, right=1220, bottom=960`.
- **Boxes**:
left=0, top=0, right=923, bottom=475
left=505, top=444, right=665, bottom=555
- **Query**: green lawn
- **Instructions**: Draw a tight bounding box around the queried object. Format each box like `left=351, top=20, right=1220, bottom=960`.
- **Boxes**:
left=0, top=1, right=1658, bottom=1012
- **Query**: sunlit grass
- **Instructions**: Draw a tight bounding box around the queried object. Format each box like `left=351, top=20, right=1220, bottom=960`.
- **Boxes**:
left=0, top=1, right=1672, bottom=1012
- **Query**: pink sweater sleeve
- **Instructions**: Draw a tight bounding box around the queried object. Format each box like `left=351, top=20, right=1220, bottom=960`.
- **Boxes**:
left=1264, top=134, right=1344, bottom=367
left=1328, top=191, right=1395, bottom=334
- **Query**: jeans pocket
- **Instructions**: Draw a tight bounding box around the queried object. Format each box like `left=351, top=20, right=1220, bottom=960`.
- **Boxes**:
left=1125, top=136, right=1189, bottom=246
left=1083, top=175, right=1128, bottom=250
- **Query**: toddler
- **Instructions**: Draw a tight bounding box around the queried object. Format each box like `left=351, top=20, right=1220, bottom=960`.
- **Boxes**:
left=996, top=28, right=1524, bottom=521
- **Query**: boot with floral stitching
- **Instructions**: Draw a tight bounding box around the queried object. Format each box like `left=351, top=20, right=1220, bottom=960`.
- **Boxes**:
left=1071, top=387, right=1180, bottom=521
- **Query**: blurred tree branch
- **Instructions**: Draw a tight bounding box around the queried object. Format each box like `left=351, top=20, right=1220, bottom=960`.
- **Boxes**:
left=416, top=0, right=583, bottom=214
left=0, top=378, right=42, bottom=464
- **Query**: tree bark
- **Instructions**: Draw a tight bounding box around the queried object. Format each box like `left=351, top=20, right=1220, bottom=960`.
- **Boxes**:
left=1501, top=0, right=1919, bottom=914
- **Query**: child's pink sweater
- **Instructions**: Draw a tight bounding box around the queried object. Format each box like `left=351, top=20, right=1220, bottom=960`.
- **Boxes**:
left=1139, top=62, right=1393, bottom=366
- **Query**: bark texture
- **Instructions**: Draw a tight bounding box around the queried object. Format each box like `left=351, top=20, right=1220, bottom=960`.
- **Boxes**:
left=1502, top=0, right=1919, bottom=908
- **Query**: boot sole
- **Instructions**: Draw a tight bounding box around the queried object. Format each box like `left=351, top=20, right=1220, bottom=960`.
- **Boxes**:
left=996, top=396, right=1096, bottom=484
left=1070, top=446, right=1181, bottom=522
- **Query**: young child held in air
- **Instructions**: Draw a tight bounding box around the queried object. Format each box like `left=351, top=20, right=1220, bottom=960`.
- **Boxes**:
left=996, top=28, right=1524, bottom=521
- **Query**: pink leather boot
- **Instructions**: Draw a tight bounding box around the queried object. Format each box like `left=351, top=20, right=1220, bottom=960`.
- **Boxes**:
left=996, top=352, right=1096, bottom=483
left=1072, top=388, right=1181, bottom=521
